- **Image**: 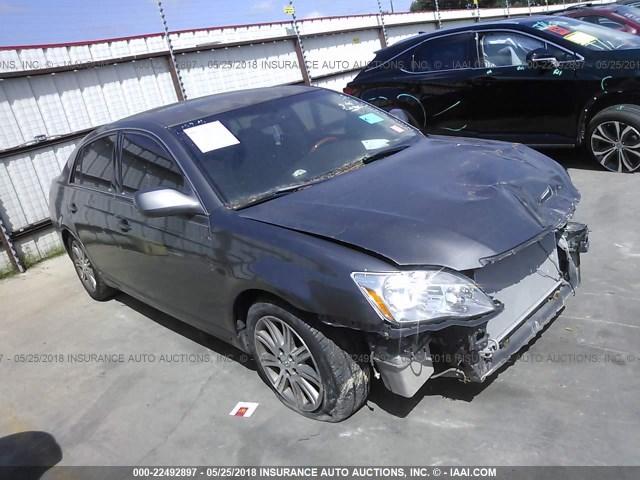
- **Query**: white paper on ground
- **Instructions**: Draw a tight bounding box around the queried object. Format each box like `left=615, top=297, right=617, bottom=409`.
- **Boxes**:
left=229, top=402, right=260, bottom=417
left=184, top=121, right=240, bottom=153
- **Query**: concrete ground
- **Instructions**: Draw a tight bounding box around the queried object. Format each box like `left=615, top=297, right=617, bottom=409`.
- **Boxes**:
left=0, top=150, right=639, bottom=467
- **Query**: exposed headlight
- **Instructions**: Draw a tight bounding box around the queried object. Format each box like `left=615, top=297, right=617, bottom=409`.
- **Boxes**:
left=351, top=270, right=496, bottom=324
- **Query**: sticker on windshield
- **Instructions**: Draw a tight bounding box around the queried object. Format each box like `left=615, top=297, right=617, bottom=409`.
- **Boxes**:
left=362, top=139, right=390, bottom=150
left=547, top=25, right=571, bottom=36
left=359, top=113, right=384, bottom=124
left=564, top=31, right=598, bottom=47
left=184, top=121, right=240, bottom=153
left=390, top=125, right=406, bottom=133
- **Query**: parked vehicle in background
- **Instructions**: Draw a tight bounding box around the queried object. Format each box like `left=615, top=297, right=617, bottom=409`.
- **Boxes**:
left=50, top=86, right=588, bottom=421
left=345, top=16, right=640, bottom=172
left=618, top=0, right=640, bottom=8
left=556, top=4, right=640, bottom=35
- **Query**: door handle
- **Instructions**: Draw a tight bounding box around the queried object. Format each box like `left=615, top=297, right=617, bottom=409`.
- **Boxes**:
left=472, top=75, right=496, bottom=85
left=70, top=203, right=78, bottom=214
left=116, top=216, right=132, bottom=232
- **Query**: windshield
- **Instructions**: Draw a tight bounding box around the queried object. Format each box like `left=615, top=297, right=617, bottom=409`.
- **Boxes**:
left=617, top=6, right=640, bottom=24
left=171, top=89, right=421, bottom=208
left=527, top=17, right=640, bottom=51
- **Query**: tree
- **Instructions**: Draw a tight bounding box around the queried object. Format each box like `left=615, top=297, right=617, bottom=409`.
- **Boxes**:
left=410, top=0, right=436, bottom=10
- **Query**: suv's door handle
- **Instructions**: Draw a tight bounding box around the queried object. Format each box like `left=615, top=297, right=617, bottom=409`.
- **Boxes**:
left=472, top=75, right=496, bottom=85
left=70, top=203, right=78, bottom=214
left=116, top=217, right=132, bottom=232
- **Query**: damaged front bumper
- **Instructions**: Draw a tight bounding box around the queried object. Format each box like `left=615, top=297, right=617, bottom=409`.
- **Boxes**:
left=371, top=222, right=589, bottom=398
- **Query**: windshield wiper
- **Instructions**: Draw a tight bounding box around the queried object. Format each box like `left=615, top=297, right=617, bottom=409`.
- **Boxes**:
left=235, top=144, right=413, bottom=209
left=234, top=182, right=316, bottom=210
left=360, top=144, right=411, bottom=164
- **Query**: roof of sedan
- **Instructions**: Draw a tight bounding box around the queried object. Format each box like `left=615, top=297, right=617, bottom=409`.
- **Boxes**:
left=97, top=85, right=319, bottom=131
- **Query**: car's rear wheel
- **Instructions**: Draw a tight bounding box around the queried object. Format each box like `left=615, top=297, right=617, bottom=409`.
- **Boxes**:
left=247, top=301, right=370, bottom=422
left=587, top=105, right=640, bottom=173
left=69, top=238, right=116, bottom=301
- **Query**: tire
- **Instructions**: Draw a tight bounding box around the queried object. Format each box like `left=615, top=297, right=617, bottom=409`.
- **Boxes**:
left=586, top=104, right=640, bottom=173
left=247, top=301, right=370, bottom=422
left=68, top=238, right=116, bottom=301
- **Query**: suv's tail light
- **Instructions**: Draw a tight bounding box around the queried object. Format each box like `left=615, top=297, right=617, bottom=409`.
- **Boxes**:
left=343, top=86, right=361, bottom=96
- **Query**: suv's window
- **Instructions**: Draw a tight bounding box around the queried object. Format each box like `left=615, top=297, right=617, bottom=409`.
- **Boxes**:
left=480, top=32, right=545, bottom=67
left=72, top=135, right=116, bottom=192
left=409, top=33, right=477, bottom=72
left=120, top=133, right=187, bottom=196
left=578, top=15, right=627, bottom=30
left=527, top=17, right=640, bottom=50
left=479, top=32, right=573, bottom=67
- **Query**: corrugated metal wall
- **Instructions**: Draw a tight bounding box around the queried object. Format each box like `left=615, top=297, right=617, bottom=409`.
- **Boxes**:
left=0, top=3, right=597, bottom=274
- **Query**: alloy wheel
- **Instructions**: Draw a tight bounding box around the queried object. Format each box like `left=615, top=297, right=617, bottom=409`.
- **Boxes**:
left=71, top=242, right=97, bottom=292
left=254, top=316, right=323, bottom=412
left=590, top=121, right=640, bottom=173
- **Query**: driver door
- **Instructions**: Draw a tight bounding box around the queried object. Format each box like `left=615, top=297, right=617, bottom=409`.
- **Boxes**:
left=471, top=29, right=579, bottom=145
left=108, top=131, right=225, bottom=334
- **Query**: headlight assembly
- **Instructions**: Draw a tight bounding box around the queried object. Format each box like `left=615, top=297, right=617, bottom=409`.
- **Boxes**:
left=351, top=270, right=496, bottom=325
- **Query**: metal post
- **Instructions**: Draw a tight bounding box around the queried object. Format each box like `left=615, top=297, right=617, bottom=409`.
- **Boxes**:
left=288, top=1, right=312, bottom=86
left=506, top=0, right=511, bottom=18
left=376, top=0, right=389, bottom=45
left=434, top=0, right=443, bottom=29
left=474, top=0, right=481, bottom=23
left=0, top=216, right=24, bottom=273
left=157, top=0, right=187, bottom=101
left=528, top=0, right=532, bottom=16
left=390, top=0, right=395, bottom=13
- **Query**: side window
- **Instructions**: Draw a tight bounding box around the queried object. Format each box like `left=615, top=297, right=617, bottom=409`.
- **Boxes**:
left=480, top=32, right=546, bottom=67
left=409, top=33, right=477, bottom=72
left=72, top=135, right=116, bottom=192
left=479, top=32, right=574, bottom=67
left=576, top=16, right=601, bottom=25
left=120, top=133, right=188, bottom=196
left=594, top=16, right=627, bottom=30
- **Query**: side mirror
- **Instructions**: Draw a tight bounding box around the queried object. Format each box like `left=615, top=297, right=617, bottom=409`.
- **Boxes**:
left=133, top=188, right=205, bottom=218
left=526, top=49, right=560, bottom=69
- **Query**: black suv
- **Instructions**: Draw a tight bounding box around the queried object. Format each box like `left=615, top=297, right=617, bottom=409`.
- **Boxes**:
left=346, top=16, right=640, bottom=172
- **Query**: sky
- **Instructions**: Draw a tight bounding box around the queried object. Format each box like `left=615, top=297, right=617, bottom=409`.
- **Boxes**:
left=0, top=0, right=414, bottom=47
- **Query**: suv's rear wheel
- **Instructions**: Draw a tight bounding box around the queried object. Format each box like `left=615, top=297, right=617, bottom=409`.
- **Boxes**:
left=247, top=301, right=370, bottom=422
left=69, top=238, right=116, bottom=301
left=587, top=105, right=640, bottom=173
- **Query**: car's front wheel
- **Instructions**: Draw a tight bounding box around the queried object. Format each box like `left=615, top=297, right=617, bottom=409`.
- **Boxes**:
left=247, top=301, right=370, bottom=422
left=587, top=105, right=640, bottom=173
left=68, top=238, right=116, bottom=301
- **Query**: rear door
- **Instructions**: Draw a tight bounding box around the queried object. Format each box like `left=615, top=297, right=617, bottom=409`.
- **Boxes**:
left=471, top=29, right=580, bottom=145
left=372, top=32, right=479, bottom=134
left=109, top=131, right=222, bottom=332
left=68, top=134, right=119, bottom=277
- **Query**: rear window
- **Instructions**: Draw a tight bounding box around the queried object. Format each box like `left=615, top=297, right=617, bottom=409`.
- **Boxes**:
left=527, top=17, right=640, bottom=50
left=408, top=33, right=477, bottom=71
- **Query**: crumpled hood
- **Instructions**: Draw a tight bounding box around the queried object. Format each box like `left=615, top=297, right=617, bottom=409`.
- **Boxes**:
left=239, top=136, right=580, bottom=270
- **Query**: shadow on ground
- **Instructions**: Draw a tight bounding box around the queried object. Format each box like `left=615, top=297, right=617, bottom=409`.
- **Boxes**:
left=114, top=292, right=256, bottom=372
left=0, top=431, right=62, bottom=480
